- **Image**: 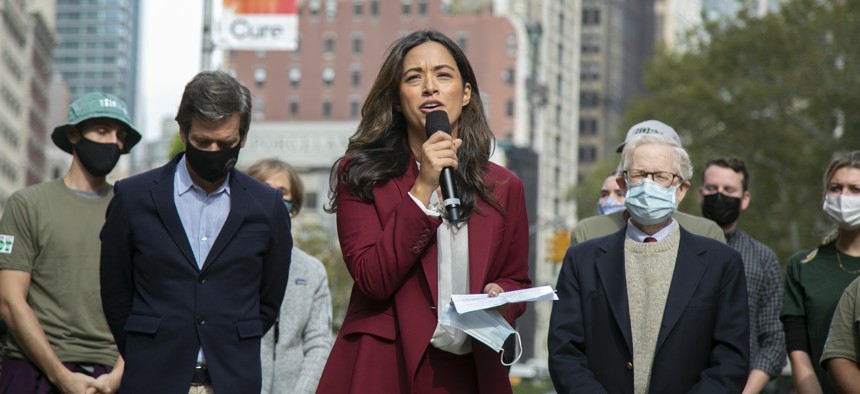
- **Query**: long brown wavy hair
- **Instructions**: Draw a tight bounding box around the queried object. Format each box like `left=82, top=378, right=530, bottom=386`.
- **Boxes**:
left=325, top=30, right=501, bottom=222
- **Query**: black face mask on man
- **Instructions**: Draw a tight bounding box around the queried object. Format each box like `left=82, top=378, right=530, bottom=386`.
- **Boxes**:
left=74, top=137, right=121, bottom=177
left=701, top=192, right=742, bottom=227
left=184, top=140, right=241, bottom=183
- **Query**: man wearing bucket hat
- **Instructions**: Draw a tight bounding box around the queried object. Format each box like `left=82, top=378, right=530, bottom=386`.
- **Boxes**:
left=570, top=119, right=725, bottom=245
left=0, top=92, right=140, bottom=393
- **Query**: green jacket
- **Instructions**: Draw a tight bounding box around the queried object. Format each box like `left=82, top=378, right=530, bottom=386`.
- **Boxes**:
left=570, top=210, right=726, bottom=245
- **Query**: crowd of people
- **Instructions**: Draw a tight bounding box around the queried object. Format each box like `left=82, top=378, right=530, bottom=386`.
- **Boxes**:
left=0, top=28, right=858, bottom=394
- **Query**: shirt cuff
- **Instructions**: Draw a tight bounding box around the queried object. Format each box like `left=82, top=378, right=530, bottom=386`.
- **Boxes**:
left=408, top=192, right=442, bottom=217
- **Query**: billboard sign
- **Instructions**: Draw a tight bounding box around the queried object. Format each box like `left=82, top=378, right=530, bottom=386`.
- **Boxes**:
left=220, top=0, right=298, bottom=51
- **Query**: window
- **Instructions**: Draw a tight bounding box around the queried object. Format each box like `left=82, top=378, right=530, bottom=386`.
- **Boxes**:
left=502, top=67, right=515, bottom=86
left=579, top=145, right=597, bottom=164
left=325, top=0, right=337, bottom=19
left=289, top=66, right=301, bottom=88
left=289, top=97, right=300, bottom=117
left=352, top=34, right=362, bottom=55
left=324, top=37, right=335, bottom=54
left=506, top=34, right=517, bottom=57
left=254, top=66, right=266, bottom=87
left=558, top=12, right=564, bottom=35
left=354, top=0, right=363, bottom=15
left=583, top=8, right=600, bottom=25
left=351, top=65, right=361, bottom=87
left=370, top=0, right=379, bottom=16
left=457, top=32, right=468, bottom=52
left=418, top=0, right=428, bottom=16
left=580, top=91, right=599, bottom=107
left=555, top=104, right=562, bottom=125
left=309, top=0, right=320, bottom=17
left=505, top=99, right=514, bottom=117
left=579, top=118, right=598, bottom=136
left=581, top=62, right=600, bottom=81
left=581, top=34, right=600, bottom=53
left=557, top=43, right=564, bottom=67
left=401, top=0, right=412, bottom=16
left=350, top=98, right=361, bottom=119
left=254, top=98, right=265, bottom=121
left=322, top=100, right=332, bottom=119
left=322, top=66, right=335, bottom=87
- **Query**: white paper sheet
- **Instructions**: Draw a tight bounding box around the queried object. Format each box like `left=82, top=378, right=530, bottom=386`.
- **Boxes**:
left=451, top=285, right=558, bottom=314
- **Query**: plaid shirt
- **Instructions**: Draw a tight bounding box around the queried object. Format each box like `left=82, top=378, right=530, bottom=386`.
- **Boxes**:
left=726, top=229, right=787, bottom=377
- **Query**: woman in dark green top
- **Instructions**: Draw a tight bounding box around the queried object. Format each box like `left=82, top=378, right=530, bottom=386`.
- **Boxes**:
left=782, top=151, right=860, bottom=394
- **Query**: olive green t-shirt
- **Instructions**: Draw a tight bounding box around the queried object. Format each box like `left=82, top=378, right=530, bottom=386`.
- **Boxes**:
left=782, top=243, right=860, bottom=394
left=821, top=275, right=860, bottom=367
left=0, top=179, right=118, bottom=366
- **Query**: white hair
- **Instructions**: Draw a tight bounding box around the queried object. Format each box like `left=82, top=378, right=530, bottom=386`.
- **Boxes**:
left=617, top=134, right=693, bottom=181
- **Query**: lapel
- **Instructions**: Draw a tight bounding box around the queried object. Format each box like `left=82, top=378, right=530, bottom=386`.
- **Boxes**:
left=595, top=229, right=633, bottom=352
left=655, top=229, right=708, bottom=351
left=151, top=154, right=197, bottom=270
left=201, top=170, right=249, bottom=272
left=467, top=200, right=493, bottom=293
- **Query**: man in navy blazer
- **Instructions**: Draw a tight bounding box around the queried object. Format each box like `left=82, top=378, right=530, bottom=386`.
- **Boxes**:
left=548, top=130, right=749, bottom=393
left=100, top=71, right=292, bottom=393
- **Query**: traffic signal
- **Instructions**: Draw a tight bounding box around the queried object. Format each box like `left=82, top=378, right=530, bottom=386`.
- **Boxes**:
left=547, top=229, right=570, bottom=263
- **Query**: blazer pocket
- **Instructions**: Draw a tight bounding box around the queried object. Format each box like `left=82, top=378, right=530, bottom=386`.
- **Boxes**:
left=124, top=315, right=162, bottom=334
left=687, top=296, right=717, bottom=309
left=340, top=311, right=398, bottom=341
left=236, top=319, right=264, bottom=339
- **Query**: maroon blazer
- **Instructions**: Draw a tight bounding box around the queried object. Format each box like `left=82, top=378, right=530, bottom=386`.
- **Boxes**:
left=317, top=160, right=531, bottom=393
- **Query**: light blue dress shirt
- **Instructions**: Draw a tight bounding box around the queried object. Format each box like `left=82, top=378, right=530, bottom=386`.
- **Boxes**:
left=174, top=155, right=232, bottom=363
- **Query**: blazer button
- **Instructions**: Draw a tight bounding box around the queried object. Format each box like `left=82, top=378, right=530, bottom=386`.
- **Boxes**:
left=412, top=246, right=421, bottom=254
left=197, top=316, right=205, bottom=325
left=198, top=277, right=206, bottom=284
left=422, top=229, right=432, bottom=236
left=626, top=361, right=633, bottom=370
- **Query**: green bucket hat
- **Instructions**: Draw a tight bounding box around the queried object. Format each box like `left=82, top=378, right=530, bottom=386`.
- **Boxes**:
left=51, top=92, right=142, bottom=155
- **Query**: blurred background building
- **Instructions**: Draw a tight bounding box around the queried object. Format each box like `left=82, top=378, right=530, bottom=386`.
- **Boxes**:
left=0, top=0, right=57, bottom=210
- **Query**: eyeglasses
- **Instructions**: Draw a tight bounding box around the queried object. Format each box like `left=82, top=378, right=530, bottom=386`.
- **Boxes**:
left=623, top=170, right=681, bottom=188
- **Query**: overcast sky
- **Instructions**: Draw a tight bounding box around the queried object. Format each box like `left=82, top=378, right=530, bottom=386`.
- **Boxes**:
left=136, top=0, right=206, bottom=140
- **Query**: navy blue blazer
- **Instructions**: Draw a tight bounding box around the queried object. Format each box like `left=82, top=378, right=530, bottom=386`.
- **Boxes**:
left=100, top=154, right=292, bottom=394
left=548, top=226, right=749, bottom=393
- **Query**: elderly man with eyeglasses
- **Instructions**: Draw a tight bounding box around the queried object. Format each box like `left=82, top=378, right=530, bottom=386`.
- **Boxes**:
left=571, top=120, right=725, bottom=246
left=548, top=129, right=751, bottom=393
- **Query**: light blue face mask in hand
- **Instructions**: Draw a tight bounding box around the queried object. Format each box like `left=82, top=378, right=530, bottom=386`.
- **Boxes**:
left=624, top=178, right=678, bottom=225
left=439, top=303, right=522, bottom=366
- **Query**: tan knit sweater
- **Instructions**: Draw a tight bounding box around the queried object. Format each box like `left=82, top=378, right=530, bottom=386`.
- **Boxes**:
left=624, top=225, right=680, bottom=394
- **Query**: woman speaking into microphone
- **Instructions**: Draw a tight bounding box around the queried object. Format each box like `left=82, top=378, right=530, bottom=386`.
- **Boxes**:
left=318, top=29, right=531, bottom=393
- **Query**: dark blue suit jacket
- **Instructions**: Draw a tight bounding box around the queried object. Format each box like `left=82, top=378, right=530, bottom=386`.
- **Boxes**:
left=100, top=154, right=292, bottom=393
left=548, top=226, right=749, bottom=393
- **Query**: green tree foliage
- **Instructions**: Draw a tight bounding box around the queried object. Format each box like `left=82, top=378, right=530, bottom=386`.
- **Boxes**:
left=574, top=158, right=620, bottom=220
left=168, top=132, right=184, bottom=158
left=293, top=221, right=352, bottom=332
left=624, top=0, right=860, bottom=263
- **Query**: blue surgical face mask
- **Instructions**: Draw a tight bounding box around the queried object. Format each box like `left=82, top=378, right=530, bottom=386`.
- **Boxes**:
left=624, top=178, right=678, bottom=225
left=598, top=198, right=626, bottom=215
left=438, top=304, right=522, bottom=366
left=283, top=200, right=293, bottom=214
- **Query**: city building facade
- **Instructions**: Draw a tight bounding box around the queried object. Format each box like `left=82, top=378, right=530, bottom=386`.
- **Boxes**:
left=0, top=0, right=57, bottom=210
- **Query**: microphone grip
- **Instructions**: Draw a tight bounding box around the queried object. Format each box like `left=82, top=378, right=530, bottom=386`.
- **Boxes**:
left=439, top=167, right=461, bottom=222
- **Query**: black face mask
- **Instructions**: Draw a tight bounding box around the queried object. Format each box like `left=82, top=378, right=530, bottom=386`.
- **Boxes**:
left=74, top=137, right=121, bottom=177
left=184, top=141, right=241, bottom=183
left=701, top=192, right=742, bottom=227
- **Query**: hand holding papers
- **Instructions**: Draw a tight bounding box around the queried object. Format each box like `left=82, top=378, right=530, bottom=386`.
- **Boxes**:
left=451, top=285, right=558, bottom=314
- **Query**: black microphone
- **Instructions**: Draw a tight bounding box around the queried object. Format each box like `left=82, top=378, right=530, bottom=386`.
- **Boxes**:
left=425, top=111, right=461, bottom=222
